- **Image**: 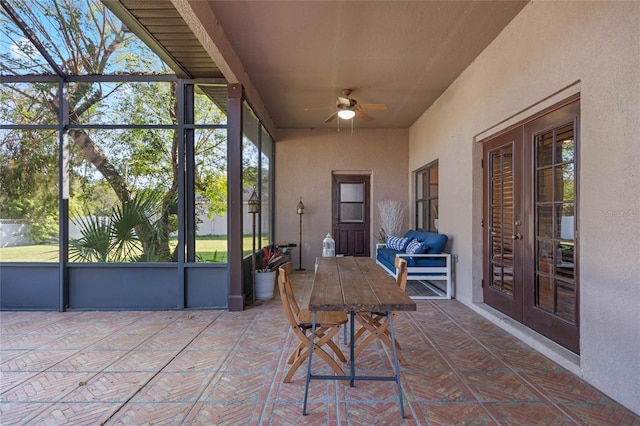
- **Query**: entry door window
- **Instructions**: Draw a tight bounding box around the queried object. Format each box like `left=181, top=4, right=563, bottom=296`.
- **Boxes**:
left=340, top=183, right=365, bottom=222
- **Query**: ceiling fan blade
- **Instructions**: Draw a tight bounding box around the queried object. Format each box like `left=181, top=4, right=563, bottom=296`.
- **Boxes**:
left=338, top=96, right=351, bottom=107
left=359, top=103, right=387, bottom=111
left=324, top=111, right=339, bottom=123
left=355, top=109, right=374, bottom=122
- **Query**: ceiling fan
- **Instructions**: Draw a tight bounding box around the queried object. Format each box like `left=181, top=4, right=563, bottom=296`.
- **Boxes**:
left=324, top=89, right=387, bottom=123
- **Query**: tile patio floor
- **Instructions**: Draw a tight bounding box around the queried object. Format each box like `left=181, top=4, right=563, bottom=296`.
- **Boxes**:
left=1, top=271, right=638, bottom=425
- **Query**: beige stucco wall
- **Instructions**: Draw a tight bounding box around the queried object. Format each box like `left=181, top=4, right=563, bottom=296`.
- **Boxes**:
left=409, top=1, right=640, bottom=414
left=274, top=128, right=409, bottom=270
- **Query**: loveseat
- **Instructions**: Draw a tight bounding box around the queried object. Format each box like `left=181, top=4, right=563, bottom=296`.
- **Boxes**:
left=376, top=230, right=453, bottom=299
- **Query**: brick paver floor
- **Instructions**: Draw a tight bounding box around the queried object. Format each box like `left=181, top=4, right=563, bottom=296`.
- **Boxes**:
left=1, top=271, right=638, bottom=425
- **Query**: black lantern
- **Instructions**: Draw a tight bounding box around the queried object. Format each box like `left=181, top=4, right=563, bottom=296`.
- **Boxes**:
left=248, top=188, right=260, bottom=214
left=296, top=197, right=305, bottom=271
left=248, top=188, right=260, bottom=303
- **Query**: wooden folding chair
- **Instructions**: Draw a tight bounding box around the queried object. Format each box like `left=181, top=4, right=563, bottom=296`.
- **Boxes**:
left=353, top=257, right=408, bottom=363
left=277, top=264, right=348, bottom=383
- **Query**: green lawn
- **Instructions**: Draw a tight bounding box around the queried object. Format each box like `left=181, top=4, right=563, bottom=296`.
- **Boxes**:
left=0, top=244, right=60, bottom=262
left=0, top=236, right=261, bottom=262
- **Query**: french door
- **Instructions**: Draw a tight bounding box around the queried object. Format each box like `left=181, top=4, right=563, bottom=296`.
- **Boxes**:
left=483, top=128, right=524, bottom=320
left=483, top=99, right=580, bottom=354
left=332, top=174, right=370, bottom=257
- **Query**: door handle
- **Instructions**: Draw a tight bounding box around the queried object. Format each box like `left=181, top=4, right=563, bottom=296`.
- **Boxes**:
left=511, top=233, right=522, bottom=240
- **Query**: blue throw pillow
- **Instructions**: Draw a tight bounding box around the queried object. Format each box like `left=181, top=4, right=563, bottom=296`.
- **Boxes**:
left=414, top=242, right=429, bottom=254
left=386, top=236, right=409, bottom=251
left=405, top=239, right=422, bottom=254
left=385, top=236, right=395, bottom=249
left=386, top=236, right=398, bottom=250
left=406, top=239, right=430, bottom=255
left=404, top=230, right=418, bottom=241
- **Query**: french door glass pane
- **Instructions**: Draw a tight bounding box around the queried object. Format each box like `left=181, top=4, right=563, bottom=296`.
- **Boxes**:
left=536, top=275, right=554, bottom=313
left=556, top=124, right=574, bottom=163
left=537, top=168, right=553, bottom=202
left=557, top=164, right=575, bottom=202
left=556, top=280, right=576, bottom=321
left=557, top=203, right=574, bottom=240
left=537, top=205, right=553, bottom=238
left=537, top=132, right=554, bottom=167
left=535, top=122, right=577, bottom=325
left=537, top=240, right=554, bottom=273
left=556, top=250, right=575, bottom=280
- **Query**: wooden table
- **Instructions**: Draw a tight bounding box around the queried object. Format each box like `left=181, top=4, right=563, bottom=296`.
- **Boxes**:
left=303, top=256, right=416, bottom=417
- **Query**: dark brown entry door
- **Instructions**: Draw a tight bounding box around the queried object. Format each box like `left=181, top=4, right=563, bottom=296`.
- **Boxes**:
left=332, top=174, right=370, bottom=257
left=483, top=99, right=580, bottom=354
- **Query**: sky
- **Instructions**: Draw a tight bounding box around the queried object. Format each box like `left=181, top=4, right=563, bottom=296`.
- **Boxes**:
left=0, top=0, right=167, bottom=76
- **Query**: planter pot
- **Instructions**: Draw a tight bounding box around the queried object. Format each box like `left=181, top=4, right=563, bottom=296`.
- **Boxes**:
left=255, top=270, right=276, bottom=300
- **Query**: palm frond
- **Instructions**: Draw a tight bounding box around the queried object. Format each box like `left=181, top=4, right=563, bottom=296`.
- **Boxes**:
left=69, top=214, right=111, bottom=262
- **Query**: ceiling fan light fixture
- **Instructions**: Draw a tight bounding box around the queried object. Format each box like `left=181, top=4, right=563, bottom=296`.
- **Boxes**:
left=338, top=109, right=355, bottom=120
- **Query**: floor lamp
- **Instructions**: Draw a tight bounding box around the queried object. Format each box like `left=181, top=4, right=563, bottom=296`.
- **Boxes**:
left=248, top=188, right=260, bottom=304
left=296, top=197, right=305, bottom=271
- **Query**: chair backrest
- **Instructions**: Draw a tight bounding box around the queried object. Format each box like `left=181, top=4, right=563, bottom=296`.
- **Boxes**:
left=394, top=257, right=408, bottom=292
left=278, top=262, right=300, bottom=314
left=278, top=266, right=301, bottom=328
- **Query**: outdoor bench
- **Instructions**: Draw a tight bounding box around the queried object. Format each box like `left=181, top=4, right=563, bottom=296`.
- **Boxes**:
left=375, top=229, right=453, bottom=299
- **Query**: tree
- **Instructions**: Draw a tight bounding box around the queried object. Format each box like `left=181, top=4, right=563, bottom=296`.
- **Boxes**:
left=0, top=0, right=228, bottom=260
left=0, top=128, right=59, bottom=243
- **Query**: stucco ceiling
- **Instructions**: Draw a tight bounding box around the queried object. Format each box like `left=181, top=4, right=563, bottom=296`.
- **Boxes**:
left=110, top=1, right=528, bottom=131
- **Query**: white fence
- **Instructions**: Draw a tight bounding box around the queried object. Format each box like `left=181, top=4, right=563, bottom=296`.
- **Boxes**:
left=1, top=208, right=263, bottom=247
left=0, top=220, right=31, bottom=247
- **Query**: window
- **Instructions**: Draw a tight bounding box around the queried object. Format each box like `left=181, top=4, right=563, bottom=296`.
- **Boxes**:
left=259, top=128, right=274, bottom=248
left=242, top=102, right=274, bottom=255
left=415, top=161, right=439, bottom=232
